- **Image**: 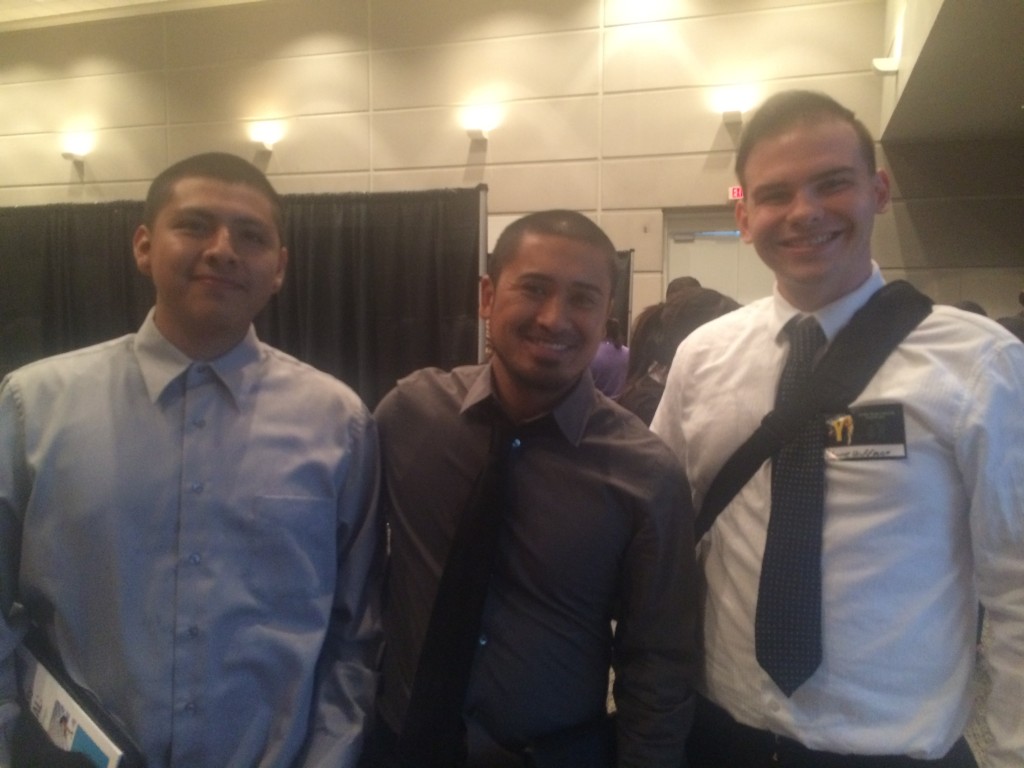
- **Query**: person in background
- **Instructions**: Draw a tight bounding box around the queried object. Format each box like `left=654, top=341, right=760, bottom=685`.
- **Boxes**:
left=952, top=299, right=988, bottom=316
left=363, top=209, right=700, bottom=767
left=589, top=316, right=630, bottom=398
left=996, top=288, right=1024, bottom=343
left=652, top=90, right=1024, bottom=767
left=618, top=288, right=739, bottom=426
left=665, top=275, right=702, bottom=302
left=0, top=152, right=382, bottom=767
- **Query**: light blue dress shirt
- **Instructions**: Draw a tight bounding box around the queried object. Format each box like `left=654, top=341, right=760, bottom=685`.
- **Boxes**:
left=0, top=311, right=382, bottom=767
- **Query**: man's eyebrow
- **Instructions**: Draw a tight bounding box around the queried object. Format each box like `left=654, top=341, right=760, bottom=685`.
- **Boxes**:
left=751, top=166, right=858, bottom=196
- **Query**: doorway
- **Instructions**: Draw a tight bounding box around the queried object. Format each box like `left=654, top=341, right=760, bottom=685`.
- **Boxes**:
left=664, top=208, right=773, bottom=305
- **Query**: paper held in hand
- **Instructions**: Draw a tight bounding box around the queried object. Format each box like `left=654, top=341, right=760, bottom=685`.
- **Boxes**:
left=17, top=645, right=125, bottom=768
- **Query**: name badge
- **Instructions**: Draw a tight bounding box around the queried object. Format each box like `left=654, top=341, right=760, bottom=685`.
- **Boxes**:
left=825, top=403, right=906, bottom=461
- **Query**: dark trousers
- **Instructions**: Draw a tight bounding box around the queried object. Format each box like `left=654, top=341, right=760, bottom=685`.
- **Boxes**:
left=687, top=695, right=978, bottom=768
left=358, top=711, right=614, bottom=768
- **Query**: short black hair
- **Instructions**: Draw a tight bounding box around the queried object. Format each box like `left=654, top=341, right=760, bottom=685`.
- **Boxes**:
left=488, top=210, right=618, bottom=294
left=143, top=152, right=283, bottom=237
left=735, top=90, right=877, bottom=188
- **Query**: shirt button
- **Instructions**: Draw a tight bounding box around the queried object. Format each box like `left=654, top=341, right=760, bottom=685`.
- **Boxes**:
left=192, top=417, right=206, bottom=428
left=511, top=438, right=522, bottom=449
left=189, top=481, right=204, bottom=493
left=188, top=553, right=201, bottom=565
left=188, top=626, right=199, bottom=638
left=478, top=633, right=488, bottom=646
left=184, top=701, right=197, bottom=715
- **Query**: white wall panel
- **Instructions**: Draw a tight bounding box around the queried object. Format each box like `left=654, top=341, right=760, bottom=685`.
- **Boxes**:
left=631, top=271, right=665, bottom=321
left=371, top=31, right=599, bottom=111
left=0, top=126, right=167, bottom=186
left=0, top=17, right=160, bottom=84
left=373, top=97, right=599, bottom=170
left=374, top=162, right=597, bottom=212
left=166, top=53, right=369, bottom=123
left=602, top=154, right=736, bottom=210
left=372, top=0, right=598, bottom=48
left=271, top=172, right=371, bottom=195
left=165, top=0, right=369, bottom=67
left=603, top=1, right=883, bottom=92
left=0, top=180, right=150, bottom=206
left=0, top=72, right=166, bottom=136
left=603, top=89, right=737, bottom=158
left=599, top=210, right=665, bottom=271
left=484, top=162, right=598, bottom=212
left=168, top=113, right=370, bottom=173
left=603, top=0, right=831, bottom=27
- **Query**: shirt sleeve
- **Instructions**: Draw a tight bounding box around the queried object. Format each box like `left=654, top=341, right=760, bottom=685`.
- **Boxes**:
left=298, top=409, right=384, bottom=768
left=964, top=339, right=1024, bottom=767
left=0, top=376, right=28, bottom=767
left=611, top=458, right=700, bottom=768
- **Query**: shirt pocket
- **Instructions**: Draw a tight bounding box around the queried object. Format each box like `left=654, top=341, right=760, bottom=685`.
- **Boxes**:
left=239, top=495, right=336, bottom=606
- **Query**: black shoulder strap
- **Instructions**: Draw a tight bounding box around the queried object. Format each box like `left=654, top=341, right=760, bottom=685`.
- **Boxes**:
left=693, top=281, right=932, bottom=540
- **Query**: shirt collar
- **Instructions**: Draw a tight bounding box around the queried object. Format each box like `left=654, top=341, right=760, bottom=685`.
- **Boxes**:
left=460, top=363, right=596, bottom=447
left=770, top=262, right=885, bottom=344
left=134, top=309, right=263, bottom=406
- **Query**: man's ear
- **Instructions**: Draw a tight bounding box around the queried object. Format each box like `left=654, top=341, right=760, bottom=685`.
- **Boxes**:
left=734, top=199, right=754, bottom=244
left=873, top=168, right=892, bottom=214
left=272, top=246, right=289, bottom=293
left=132, top=225, right=153, bottom=277
left=479, top=274, right=495, bottom=320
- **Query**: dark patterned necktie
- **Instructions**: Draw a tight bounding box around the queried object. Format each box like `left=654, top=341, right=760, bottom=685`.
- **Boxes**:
left=755, top=315, right=827, bottom=696
left=399, top=413, right=515, bottom=766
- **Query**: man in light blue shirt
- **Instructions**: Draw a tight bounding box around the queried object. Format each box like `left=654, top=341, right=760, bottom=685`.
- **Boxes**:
left=0, top=153, right=382, bottom=767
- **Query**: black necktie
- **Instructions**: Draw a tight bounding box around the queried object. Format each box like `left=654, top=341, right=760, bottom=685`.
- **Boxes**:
left=399, top=413, right=515, bottom=766
left=755, top=315, right=827, bottom=696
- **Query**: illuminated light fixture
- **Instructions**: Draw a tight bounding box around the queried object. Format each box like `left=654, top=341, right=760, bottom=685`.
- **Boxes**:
left=710, top=84, right=758, bottom=120
left=248, top=120, right=286, bottom=151
left=61, top=131, right=95, bottom=162
left=460, top=103, right=503, bottom=141
left=872, top=57, right=899, bottom=74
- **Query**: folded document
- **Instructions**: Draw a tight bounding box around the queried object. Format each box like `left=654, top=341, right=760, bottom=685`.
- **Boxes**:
left=17, top=639, right=139, bottom=768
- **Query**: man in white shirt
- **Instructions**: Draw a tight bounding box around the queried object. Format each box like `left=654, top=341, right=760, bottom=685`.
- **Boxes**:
left=652, top=90, right=1024, bottom=767
left=0, top=153, right=381, bottom=767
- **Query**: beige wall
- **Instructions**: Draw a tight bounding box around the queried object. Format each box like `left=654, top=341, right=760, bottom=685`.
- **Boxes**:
left=1, top=0, right=1021, bottom=320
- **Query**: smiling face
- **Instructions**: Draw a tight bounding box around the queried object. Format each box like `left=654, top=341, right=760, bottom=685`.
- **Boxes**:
left=736, top=117, right=890, bottom=311
left=133, top=176, right=288, bottom=360
left=481, top=231, right=612, bottom=422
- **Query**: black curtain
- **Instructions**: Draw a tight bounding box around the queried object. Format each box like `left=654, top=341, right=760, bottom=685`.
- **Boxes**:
left=0, top=188, right=483, bottom=409
left=261, top=189, right=482, bottom=408
left=612, top=249, right=632, bottom=335
left=0, top=202, right=152, bottom=376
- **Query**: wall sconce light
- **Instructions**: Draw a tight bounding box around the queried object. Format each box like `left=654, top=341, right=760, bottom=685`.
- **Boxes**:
left=248, top=120, right=286, bottom=151
left=61, top=131, right=95, bottom=162
left=722, top=110, right=743, bottom=127
left=872, top=57, right=899, bottom=75
left=460, top=104, right=502, bottom=142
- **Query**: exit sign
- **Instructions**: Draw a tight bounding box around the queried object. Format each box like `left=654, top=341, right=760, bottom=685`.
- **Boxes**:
left=728, top=185, right=744, bottom=200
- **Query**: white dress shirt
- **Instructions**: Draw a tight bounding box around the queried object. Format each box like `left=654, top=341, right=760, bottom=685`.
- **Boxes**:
left=652, top=266, right=1024, bottom=765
